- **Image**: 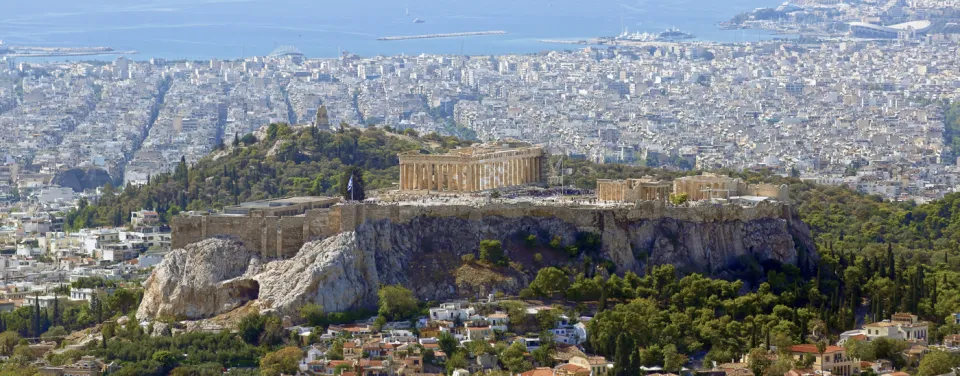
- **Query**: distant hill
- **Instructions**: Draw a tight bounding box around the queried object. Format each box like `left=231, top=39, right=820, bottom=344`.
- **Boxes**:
left=52, top=168, right=114, bottom=193
left=63, top=124, right=472, bottom=230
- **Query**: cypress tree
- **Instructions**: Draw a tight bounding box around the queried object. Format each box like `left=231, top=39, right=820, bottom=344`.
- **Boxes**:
left=52, top=292, right=59, bottom=327
left=887, top=243, right=895, bottom=279
left=931, top=277, right=938, bottom=320
left=612, top=333, right=633, bottom=376
left=33, top=293, right=40, bottom=337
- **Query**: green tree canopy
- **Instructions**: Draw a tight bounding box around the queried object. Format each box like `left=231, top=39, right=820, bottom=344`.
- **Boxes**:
left=378, top=285, right=419, bottom=321
left=261, top=347, right=304, bottom=376
left=480, top=240, right=508, bottom=266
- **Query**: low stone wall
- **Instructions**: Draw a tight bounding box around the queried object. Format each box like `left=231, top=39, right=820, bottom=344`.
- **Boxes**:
left=173, top=201, right=792, bottom=258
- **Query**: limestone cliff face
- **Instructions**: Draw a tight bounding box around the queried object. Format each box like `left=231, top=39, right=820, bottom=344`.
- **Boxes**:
left=135, top=238, right=261, bottom=321
left=358, top=208, right=816, bottom=300
left=137, top=206, right=817, bottom=322
left=254, top=233, right=380, bottom=315
left=137, top=233, right=378, bottom=321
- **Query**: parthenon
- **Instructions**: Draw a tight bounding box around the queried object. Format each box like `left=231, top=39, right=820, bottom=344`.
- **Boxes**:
left=398, top=142, right=546, bottom=192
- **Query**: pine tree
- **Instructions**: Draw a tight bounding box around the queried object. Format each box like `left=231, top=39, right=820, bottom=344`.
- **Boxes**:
left=233, top=132, right=240, bottom=147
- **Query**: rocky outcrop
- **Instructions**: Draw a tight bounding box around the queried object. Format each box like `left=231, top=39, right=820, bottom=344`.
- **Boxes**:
left=136, top=238, right=260, bottom=321
left=254, top=233, right=379, bottom=314
left=137, top=233, right=379, bottom=322
left=138, top=204, right=818, bottom=323
left=52, top=168, right=113, bottom=192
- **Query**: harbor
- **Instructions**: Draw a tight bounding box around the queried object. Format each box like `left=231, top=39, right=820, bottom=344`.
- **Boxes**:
left=377, top=31, right=507, bottom=41
left=0, top=42, right=137, bottom=58
left=540, top=27, right=696, bottom=48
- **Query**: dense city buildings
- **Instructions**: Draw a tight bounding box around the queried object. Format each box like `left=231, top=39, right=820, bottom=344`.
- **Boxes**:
left=4, top=33, right=960, bottom=203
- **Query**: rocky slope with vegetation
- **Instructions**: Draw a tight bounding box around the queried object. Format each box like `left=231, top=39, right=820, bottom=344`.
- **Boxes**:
left=63, top=124, right=471, bottom=230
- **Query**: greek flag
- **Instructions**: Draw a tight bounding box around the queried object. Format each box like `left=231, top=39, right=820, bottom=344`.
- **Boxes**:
left=347, top=176, right=354, bottom=192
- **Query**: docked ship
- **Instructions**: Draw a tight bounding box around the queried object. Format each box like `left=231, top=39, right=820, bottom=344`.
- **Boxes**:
left=614, top=27, right=696, bottom=42
left=615, top=27, right=657, bottom=42
left=657, top=27, right=696, bottom=41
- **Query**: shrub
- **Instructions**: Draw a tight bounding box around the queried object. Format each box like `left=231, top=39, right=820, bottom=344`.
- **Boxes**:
left=533, top=253, right=544, bottom=265
left=480, top=240, right=508, bottom=266
left=519, top=288, right=536, bottom=299
left=524, top=234, right=537, bottom=248
left=549, top=236, right=562, bottom=249
left=461, top=254, right=476, bottom=263
left=669, top=193, right=689, bottom=205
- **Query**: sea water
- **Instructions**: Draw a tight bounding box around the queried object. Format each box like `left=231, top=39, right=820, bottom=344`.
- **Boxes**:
left=1, top=0, right=780, bottom=60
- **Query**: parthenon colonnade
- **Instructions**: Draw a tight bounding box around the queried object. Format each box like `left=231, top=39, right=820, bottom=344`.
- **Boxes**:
left=398, top=145, right=546, bottom=192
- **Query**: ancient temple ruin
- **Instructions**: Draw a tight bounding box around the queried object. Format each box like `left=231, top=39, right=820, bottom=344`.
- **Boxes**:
left=397, top=142, right=546, bottom=192
left=596, top=178, right=672, bottom=203
left=598, top=173, right=789, bottom=203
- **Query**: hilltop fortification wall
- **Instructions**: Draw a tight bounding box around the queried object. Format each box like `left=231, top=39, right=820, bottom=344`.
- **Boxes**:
left=172, top=201, right=795, bottom=260
left=151, top=201, right=815, bottom=321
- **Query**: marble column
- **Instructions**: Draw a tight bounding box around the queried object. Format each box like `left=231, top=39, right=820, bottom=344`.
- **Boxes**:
left=404, top=164, right=411, bottom=190
left=416, top=163, right=422, bottom=190
left=513, top=159, right=520, bottom=185
left=452, top=164, right=459, bottom=192
left=533, top=157, right=540, bottom=183
left=409, top=163, right=420, bottom=190
left=438, top=164, right=445, bottom=191
left=410, top=163, right=416, bottom=190
left=528, top=157, right=534, bottom=183
left=475, top=164, right=481, bottom=191
left=408, top=163, right=414, bottom=190
left=521, top=158, right=526, bottom=184
left=481, top=163, right=486, bottom=190
left=466, top=164, right=473, bottom=191
left=418, top=163, right=425, bottom=190
left=424, top=163, right=430, bottom=191
left=446, top=164, right=453, bottom=191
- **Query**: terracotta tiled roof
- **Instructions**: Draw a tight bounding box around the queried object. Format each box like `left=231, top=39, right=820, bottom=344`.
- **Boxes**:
left=521, top=367, right=556, bottom=376
left=557, top=364, right=589, bottom=373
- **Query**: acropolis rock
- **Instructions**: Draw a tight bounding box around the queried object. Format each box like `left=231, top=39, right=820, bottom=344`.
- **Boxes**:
left=139, top=202, right=817, bottom=323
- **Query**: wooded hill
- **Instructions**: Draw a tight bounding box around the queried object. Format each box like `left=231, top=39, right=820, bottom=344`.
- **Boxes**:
left=64, top=124, right=471, bottom=230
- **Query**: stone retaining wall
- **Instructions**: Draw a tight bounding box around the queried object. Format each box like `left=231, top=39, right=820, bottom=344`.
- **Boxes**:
left=172, top=201, right=792, bottom=258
